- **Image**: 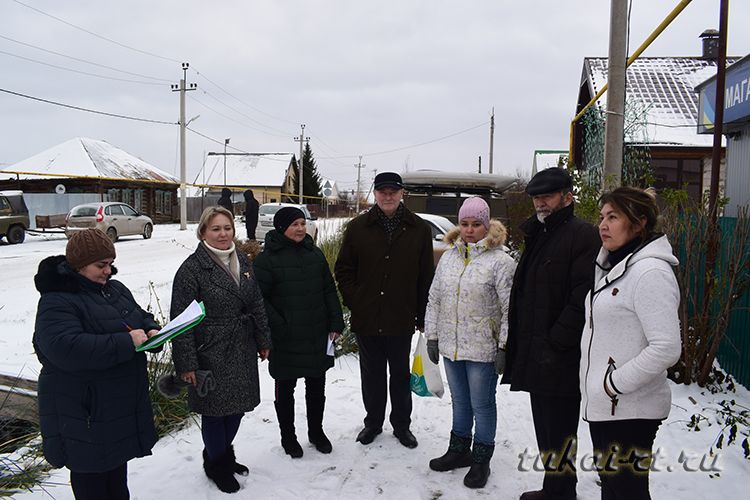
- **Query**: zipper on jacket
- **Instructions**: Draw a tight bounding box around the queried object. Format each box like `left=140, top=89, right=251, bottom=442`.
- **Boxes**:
left=454, top=245, right=471, bottom=360
left=583, top=289, right=598, bottom=421
left=604, top=357, right=619, bottom=416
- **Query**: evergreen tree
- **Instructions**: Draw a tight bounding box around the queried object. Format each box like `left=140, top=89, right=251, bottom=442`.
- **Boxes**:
left=292, top=142, right=323, bottom=202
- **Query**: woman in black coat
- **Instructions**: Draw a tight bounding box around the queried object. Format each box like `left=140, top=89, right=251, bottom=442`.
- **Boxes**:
left=170, top=206, right=272, bottom=494
left=33, top=228, right=159, bottom=500
left=253, top=207, right=344, bottom=458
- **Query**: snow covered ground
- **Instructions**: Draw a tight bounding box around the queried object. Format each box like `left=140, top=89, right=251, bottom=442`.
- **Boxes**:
left=2, top=222, right=748, bottom=499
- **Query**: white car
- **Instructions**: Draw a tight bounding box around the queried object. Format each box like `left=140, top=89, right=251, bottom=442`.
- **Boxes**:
left=256, top=203, right=318, bottom=242
left=417, top=213, right=456, bottom=265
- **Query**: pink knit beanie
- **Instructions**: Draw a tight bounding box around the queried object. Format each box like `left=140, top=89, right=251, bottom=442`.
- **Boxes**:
left=458, top=197, right=490, bottom=229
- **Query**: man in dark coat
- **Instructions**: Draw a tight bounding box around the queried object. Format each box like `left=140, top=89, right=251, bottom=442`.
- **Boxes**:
left=217, top=187, right=234, bottom=215
left=501, top=168, right=600, bottom=500
left=335, top=172, right=434, bottom=449
left=243, top=189, right=260, bottom=240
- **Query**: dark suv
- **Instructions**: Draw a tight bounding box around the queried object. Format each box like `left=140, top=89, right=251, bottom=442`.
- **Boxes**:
left=0, top=190, right=30, bottom=244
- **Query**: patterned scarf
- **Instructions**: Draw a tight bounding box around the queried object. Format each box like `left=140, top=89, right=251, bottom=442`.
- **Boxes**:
left=375, top=203, right=404, bottom=242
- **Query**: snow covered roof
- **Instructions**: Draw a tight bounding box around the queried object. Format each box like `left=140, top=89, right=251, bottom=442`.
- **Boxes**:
left=0, top=137, right=178, bottom=183
left=197, top=153, right=295, bottom=189
left=583, top=57, right=740, bottom=147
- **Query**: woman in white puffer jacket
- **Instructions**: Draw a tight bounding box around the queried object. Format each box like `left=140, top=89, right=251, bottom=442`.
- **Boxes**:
left=425, top=196, right=516, bottom=489
left=580, top=186, right=681, bottom=500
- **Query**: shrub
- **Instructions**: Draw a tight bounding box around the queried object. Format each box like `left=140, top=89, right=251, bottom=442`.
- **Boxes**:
left=143, top=282, right=194, bottom=437
left=317, top=223, right=357, bottom=356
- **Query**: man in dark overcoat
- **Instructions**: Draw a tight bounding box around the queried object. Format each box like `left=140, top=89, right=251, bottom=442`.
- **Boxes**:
left=243, top=189, right=260, bottom=240
left=217, top=188, right=234, bottom=215
left=335, top=172, right=434, bottom=449
left=501, top=168, right=600, bottom=500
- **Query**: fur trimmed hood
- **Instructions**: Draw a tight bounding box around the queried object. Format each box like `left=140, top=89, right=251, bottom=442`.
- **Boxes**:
left=34, top=254, right=118, bottom=294
left=443, top=219, right=507, bottom=249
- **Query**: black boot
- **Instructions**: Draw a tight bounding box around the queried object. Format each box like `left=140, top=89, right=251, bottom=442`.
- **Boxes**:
left=275, top=400, right=303, bottom=458
left=203, top=449, right=240, bottom=493
left=463, top=442, right=494, bottom=489
left=227, top=445, right=249, bottom=476
left=306, top=388, right=332, bottom=454
left=429, top=432, right=473, bottom=472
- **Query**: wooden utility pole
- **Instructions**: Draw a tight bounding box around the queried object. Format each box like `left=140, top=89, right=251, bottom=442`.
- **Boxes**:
left=708, top=0, right=729, bottom=223
left=355, top=156, right=365, bottom=213
left=488, top=108, right=495, bottom=174
left=171, top=62, right=196, bottom=230
left=698, top=0, right=730, bottom=386
left=603, top=0, right=628, bottom=189
left=294, top=124, right=309, bottom=204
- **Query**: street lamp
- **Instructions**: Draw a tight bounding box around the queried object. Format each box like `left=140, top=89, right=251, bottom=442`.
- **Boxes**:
left=223, top=138, right=230, bottom=187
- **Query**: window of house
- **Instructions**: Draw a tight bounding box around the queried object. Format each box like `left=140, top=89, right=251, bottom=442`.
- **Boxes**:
left=652, top=158, right=703, bottom=200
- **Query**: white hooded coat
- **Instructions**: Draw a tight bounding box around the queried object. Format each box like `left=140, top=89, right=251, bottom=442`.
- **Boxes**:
left=425, top=220, right=516, bottom=363
left=580, top=234, right=682, bottom=422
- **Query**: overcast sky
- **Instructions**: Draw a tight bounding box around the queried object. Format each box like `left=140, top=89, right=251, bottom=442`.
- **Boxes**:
left=1, top=0, right=749, bottom=193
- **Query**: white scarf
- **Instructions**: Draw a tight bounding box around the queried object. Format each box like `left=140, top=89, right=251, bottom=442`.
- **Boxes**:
left=204, top=241, right=240, bottom=285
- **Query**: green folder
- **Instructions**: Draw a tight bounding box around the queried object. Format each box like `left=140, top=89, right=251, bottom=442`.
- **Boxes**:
left=136, top=300, right=206, bottom=352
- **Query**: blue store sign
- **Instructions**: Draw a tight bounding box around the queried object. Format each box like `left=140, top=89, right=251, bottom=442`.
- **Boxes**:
left=698, top=55, right=750, bottom=133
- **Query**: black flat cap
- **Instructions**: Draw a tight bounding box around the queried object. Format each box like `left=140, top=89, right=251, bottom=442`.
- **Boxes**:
left=526, top=168, right=573, bottom=195
left=374, top=172, right=403, bottom=190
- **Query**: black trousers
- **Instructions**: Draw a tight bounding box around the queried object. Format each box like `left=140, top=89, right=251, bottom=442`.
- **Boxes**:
left=530, top=393, right=581, bottom=498
left=588, top=419, right=661, bottom=500
left=356, top=334, right=412, bottom=431
left=70, top=462, right=128, bottom=500
left=274, top=375, right=327, bottom=438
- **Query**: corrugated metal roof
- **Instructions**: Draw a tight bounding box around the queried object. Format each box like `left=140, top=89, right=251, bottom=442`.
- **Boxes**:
left=0, top=137, right=178, bottom=183
left=584, top=57, right=739, bottom=147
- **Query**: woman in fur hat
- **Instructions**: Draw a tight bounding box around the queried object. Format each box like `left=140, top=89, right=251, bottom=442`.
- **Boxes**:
left=424, top=196, right=516, bottom=489
left=33, top=228, right=160, bottom=499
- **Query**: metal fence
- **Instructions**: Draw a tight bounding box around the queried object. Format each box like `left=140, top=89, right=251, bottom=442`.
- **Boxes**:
left=717, top=216, right=750, bottom=387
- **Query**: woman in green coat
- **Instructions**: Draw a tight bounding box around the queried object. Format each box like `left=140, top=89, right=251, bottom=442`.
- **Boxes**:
left=253, top=207, right=344, bottom=458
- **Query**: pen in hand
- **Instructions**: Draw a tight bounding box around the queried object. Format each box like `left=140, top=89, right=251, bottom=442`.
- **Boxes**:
left=123, top=322, right=148, bottom=347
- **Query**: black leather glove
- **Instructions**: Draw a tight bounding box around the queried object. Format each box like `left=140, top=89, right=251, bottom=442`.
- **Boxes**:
left=495, top=348, right=506, bottom=375
left=426, top=339, right=440, bottom=365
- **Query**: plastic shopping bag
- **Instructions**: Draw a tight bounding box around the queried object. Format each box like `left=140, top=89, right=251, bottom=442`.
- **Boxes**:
left=410, top=333, right=444, bottom=398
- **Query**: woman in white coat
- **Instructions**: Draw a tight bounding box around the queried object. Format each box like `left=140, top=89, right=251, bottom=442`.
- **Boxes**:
left=580, top=187, right=681, bottom=500
left=425, top=197, right=516, bottom=489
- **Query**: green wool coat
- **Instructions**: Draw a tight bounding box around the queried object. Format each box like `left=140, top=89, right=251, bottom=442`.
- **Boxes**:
left=253, top=230, right=345, bottom=380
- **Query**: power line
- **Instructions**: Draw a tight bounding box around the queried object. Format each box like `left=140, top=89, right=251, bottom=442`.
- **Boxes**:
left=0, top=87, right=176, bottom=125
left=185, top=126, right=252, bottom=153
left=317, top=121, right=490, bottom=160
left=0, top=33, right=172, bottom=82
left=9, top=0, right=181, bottom=64
left=364, top=121, right=490, bottom=157
left=185, top=126, right=294, bottom=162
left=195, top=89, right=291, bottom=136
left=188, top=94, right=289, bottom=138
left=191, top=67, right=300, bottom=126
left=0, top=49, right=164, bottom=86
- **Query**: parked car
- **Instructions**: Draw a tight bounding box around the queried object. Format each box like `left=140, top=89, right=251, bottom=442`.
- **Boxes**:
left=0, top=190, right=30, bottom=244
left=417, top=213, right=456, bottom=266
left=256, top=203, right=318, bottom=242
left=65, top=202, right=153, bottom=242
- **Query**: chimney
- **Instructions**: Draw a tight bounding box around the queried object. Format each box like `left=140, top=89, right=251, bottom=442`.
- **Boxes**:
left=700, top=29, right=720, bottom=60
